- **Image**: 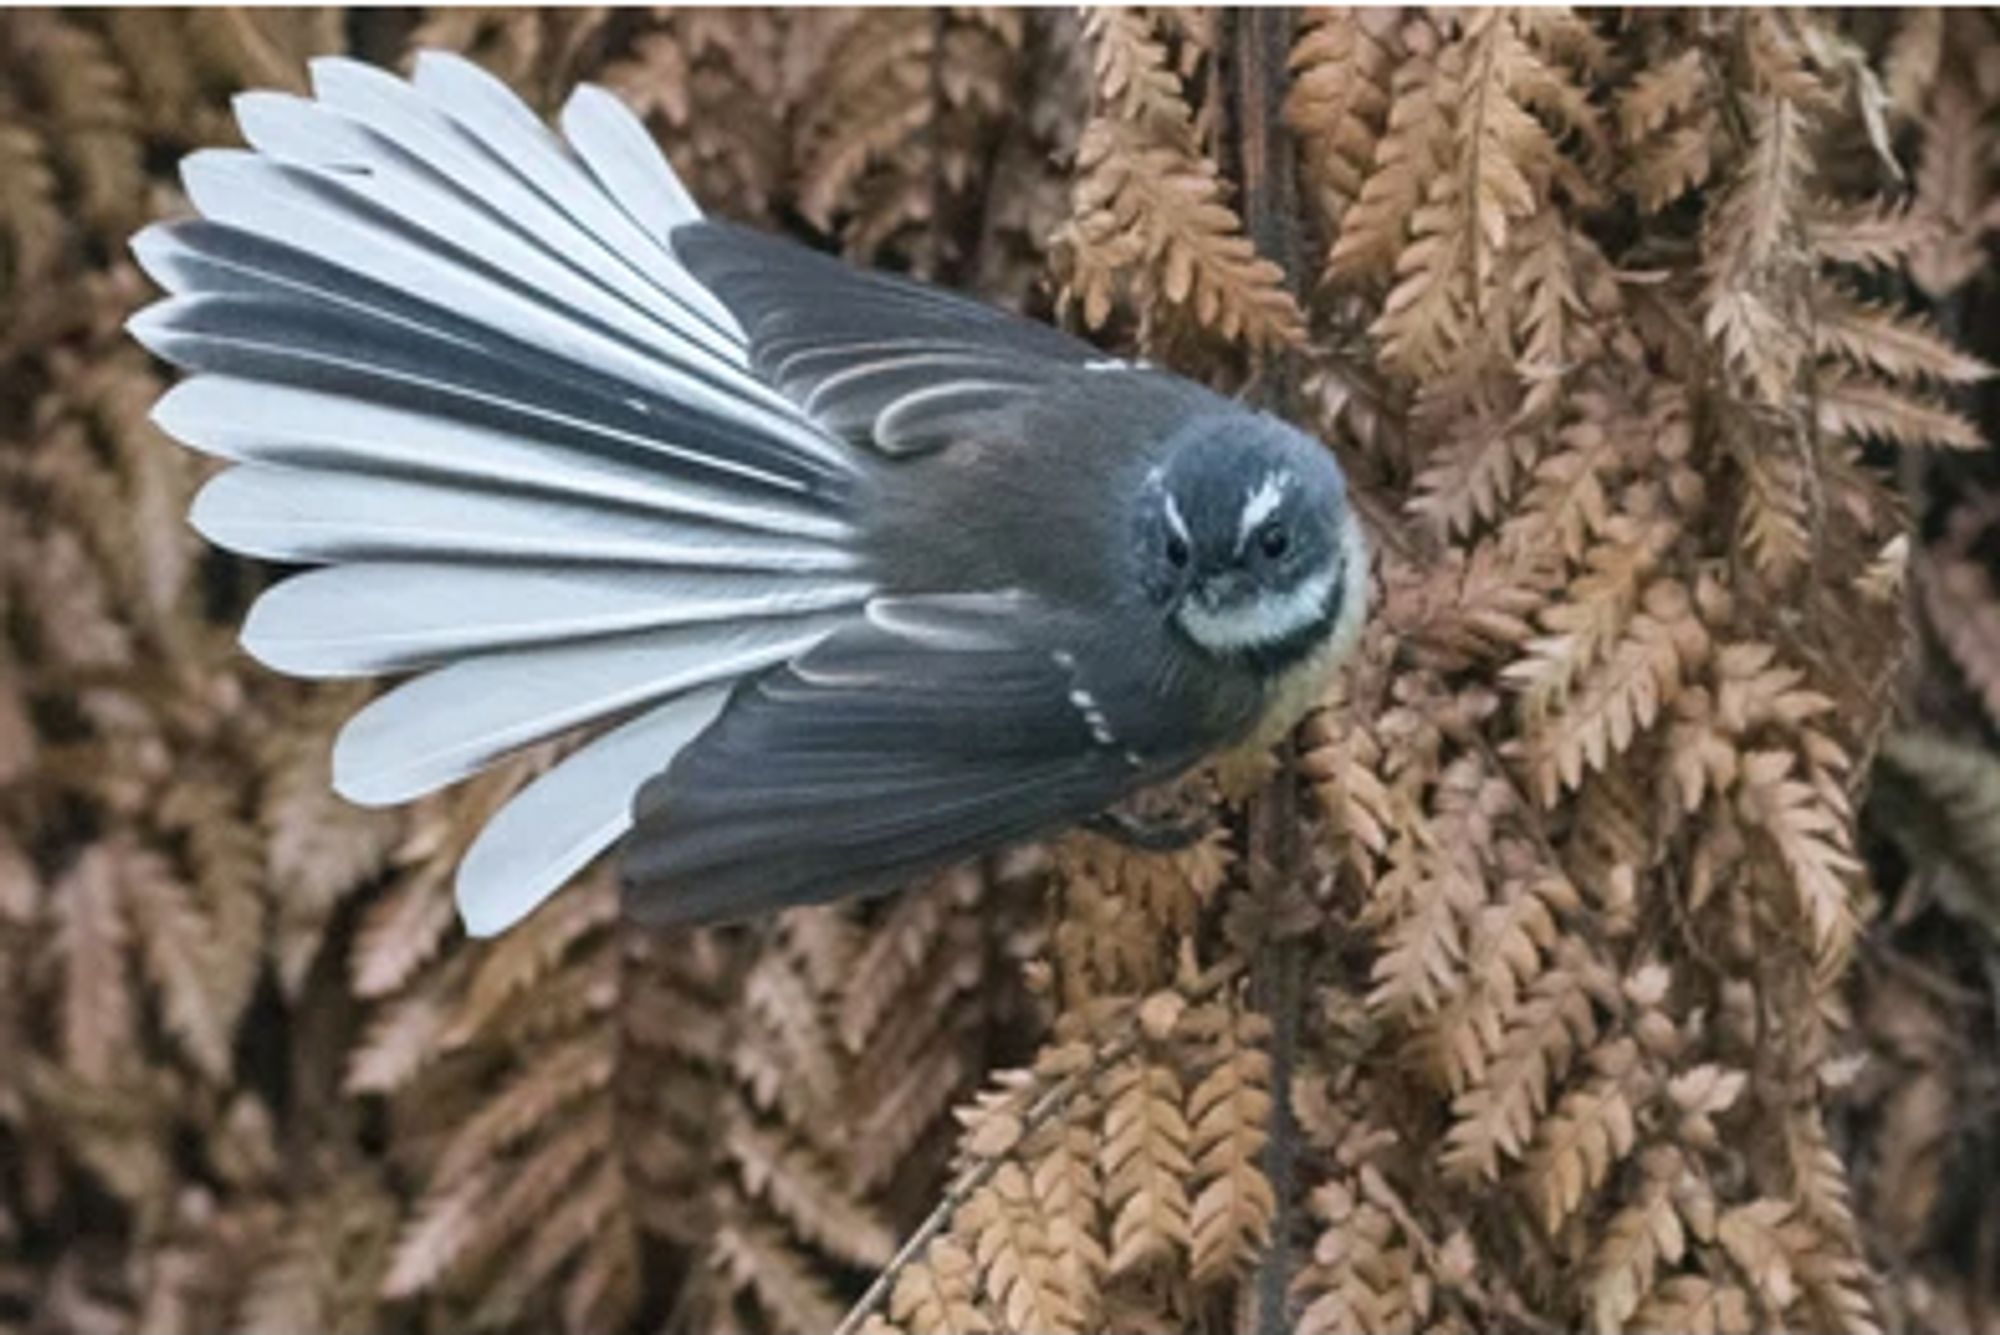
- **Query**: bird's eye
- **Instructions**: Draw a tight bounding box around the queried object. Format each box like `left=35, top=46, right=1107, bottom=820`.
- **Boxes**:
left=1166, top=533, right=1190, bottom=568
left=1257, top=523, right=1290, bottom=559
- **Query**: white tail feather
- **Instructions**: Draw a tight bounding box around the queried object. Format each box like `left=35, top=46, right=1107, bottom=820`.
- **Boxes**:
left=152, top=376, right=852, bottom=542
left=333, top=612, right=849, bottom=805
left=189, top=465, right=861, bottom=571
left=456, top=685, right=732, bottom=937
left=243, top=563, right=871, bottom=677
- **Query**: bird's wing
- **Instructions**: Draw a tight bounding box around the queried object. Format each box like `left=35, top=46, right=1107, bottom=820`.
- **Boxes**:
left=623, top=592, right=1196, bottom=926
left=673, top=221, right=1128, bottom=455
left=129, top=52, right=881, bottom=937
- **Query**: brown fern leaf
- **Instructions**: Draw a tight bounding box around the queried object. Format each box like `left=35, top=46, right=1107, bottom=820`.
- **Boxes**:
left=237, top=1179, right=399, bottom=1335
left=344, top=967, right=457, bottom=1097
left=1026, top=1112, right=1109, bottom=1322
left=0, top=122, right=62, bottom=308
left=1587, top=1146, right=1689, bottom=1335
left=1504, top=389, right=1644, bottom=564
left=444, top=870, right=615, bottom=1046
left=1507, top=519, right=1675, bottom=722
left=459, top=1112, right=624, bottom=1323
left=257, top=683, right=400, bottom=998
left=1521, top=1037, right=1643, bottom=1235
left=1292, top=1178, right=1426, bottom=1335
left=795, top=12, right=933, bottom=233
left=1715, top=1198, right=1804, bottom=1319
left=1814, top=297, right=1992, bottom=386
left=726, top=1117, right=896, bottom=1270
left=1815, top=371, right=1985, bottom=451
left=349, top=865, right=456, bottom=1001
left=1101, top=1051, right=1194, bottom=1276
left=381, top=1163, right=496, bottom=1300
left=118, top=837, right=235, bottom=1082
left=1363, top=835, right=1480, bottom=1021
left=1185, top=1002, right=1274, bottom=1284
left=1376, top=12, right=1568, bottom=378
left=888, top=1236, right=993, bottom=1335
left=712, top=1205, right=848, bottom=1335
left=1908, top=77, right=1995, bottom=298
left=51, top=840, right=136, bottom=1085
left=1734, top=749, right=1860, bottom=970
left=1617, top=41, right=1720, bottom=213
left=1421, top=873, right=1580, bottom=1095
left=1805, top=199, right=1936, bottom=273
left=436, top=1036, right=612, bottom=1185
left=1285, top=9, right=1398, bottom=232
left=1520, top=580, right=1709, bottom=804
left=1631, top=1275, right=1754, bottom=1335
left=1723, top=412, right=1816, bottom=581
left=1067, top=124, right=1307, bottom=350
left=154, top=777, right=263, bottom=1055
left=1702, top=95, right=1813, bottom=408
left=3, top=13, right=146, bottom=238
left=1442, top=953, right=1599, bottom=1181
left=1083, top=8, right=1188, bottom=135
left=1329, top=20, right=1450, bottom=284
left=960, top=1161, right=1083, bottom=1335
left=1408, top=370, right=1535, bottom=539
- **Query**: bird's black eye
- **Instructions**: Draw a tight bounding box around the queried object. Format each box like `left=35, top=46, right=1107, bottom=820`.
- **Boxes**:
left=1166, top=533, right=1190, bottom=568
left=1257, top=523, right=1289, bottom=559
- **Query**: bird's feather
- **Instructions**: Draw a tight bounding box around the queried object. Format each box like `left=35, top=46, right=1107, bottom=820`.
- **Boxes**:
left=456, top=686, right=734, bottom=937
left=334, top=610, right=850, bottom=806
left=151, top=375, right=851, bottom=542
left=624, top=593, right=1183, bottom=926
left=188, top=464, right=859, bottom=572
left=242, top=563, right=871, bottom=677
left=674, top=221, right=1125, bottom=454
left=126, top=53, right=891, bottom=937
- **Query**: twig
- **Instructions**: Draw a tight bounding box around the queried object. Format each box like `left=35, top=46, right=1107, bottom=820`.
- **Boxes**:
left=1228, top=10, right=1308, bottom=1335
left=834, top=958, right=1246, bottom=1335
left=830, top=1029, right=1139, bottom=1335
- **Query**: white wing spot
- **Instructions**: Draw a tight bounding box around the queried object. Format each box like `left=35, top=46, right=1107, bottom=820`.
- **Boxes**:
left=1063, top=680, right=1117, bottom=746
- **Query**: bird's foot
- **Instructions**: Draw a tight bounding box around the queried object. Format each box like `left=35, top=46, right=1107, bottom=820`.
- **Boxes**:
left=1084, top=805, right=1214, bottom=852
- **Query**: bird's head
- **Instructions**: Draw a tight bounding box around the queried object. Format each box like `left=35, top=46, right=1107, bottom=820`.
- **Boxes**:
left=1135, top=414, right=1365, bottom=669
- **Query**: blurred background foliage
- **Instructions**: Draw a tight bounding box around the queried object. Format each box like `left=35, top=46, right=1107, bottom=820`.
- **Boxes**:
left=2, top=8, right=2000, bottom=1334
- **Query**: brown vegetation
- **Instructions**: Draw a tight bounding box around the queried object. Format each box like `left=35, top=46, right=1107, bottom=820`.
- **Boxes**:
left=2, top=8, right=1999, bottom=1334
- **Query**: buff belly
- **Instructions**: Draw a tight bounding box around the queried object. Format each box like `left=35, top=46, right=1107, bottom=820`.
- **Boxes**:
left=1235, top=520, right=1370, bottom=755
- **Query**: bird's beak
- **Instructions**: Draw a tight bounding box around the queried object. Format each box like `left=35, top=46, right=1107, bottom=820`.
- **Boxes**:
left=1192, top=570, right=1255, bottom=610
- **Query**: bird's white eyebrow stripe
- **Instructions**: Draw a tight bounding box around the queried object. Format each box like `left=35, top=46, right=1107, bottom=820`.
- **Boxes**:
left=1236, top=471, right=1291, bottom=547
left=1163, top=492, right=1192, bottom=545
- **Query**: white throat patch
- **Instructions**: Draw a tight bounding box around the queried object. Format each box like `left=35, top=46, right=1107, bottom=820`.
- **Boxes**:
left=1176, top=562, right=1340, bottom=653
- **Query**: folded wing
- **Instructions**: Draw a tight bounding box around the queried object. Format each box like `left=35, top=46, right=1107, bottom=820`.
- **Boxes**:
left=624, top=593, right=1190, bottom=926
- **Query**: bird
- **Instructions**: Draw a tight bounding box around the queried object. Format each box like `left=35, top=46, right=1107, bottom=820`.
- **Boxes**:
left=126, top=50, right=1371, bottom=937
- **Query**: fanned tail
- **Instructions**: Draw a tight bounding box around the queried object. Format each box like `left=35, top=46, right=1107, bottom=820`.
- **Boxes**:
left=128, top=52, right=872, bottom=935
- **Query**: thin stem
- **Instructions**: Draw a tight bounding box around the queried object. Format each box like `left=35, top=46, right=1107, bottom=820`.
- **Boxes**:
left=834, top=958, right=1246, bottom=1335
left=1228, top=10, right=1308, bottom=1335
left=830, top=1030, right=1137, bottom=1335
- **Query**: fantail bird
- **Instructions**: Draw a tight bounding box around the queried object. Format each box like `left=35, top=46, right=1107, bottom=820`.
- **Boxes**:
left=126, top=51, right=1370, bottom=936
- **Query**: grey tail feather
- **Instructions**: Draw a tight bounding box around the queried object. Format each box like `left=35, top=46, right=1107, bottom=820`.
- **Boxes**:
left=127, top=50, right=879, bottom=938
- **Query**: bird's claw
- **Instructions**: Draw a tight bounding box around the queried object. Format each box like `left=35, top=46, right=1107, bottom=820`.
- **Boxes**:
left=1084, top=805, right=1214, bottom=852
